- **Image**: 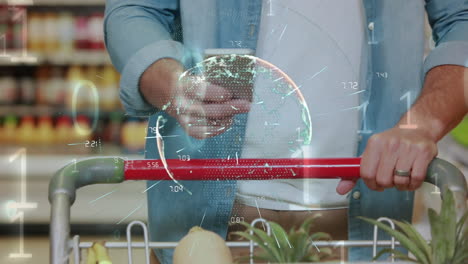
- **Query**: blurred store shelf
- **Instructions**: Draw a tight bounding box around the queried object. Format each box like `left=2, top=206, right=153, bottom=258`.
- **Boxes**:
left=0, top=50, right=111, bottom=66
left=1, top=0, right=105, bottom=6
left=0, top=105, right=123, bottom=117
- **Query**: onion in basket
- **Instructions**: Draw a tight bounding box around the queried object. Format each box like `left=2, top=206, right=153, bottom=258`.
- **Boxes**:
left=173, top=226, right=233, bottom=264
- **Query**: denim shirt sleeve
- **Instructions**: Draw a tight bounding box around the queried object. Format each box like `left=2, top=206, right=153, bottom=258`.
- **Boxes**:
left=424, top=0, right=468, bottom=75
left=104, top=0, right=187, bottom=116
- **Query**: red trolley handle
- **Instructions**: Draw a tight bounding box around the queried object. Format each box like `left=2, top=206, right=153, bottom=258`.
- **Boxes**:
left=124, top=158, right=362, bottom=181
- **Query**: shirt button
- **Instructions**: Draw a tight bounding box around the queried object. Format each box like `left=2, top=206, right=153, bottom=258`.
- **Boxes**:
left=249, top=24, right=256, bottom=36
left=353, top=191, right=361, bottom=200
left=368, top=22, right=375, bottom=31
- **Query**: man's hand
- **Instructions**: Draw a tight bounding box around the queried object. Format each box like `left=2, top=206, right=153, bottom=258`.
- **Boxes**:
left=366, top=128, right=437, bottom=191
left=140, top=58, right=250, bottom=139
left=336, top=65, right=468, bottom=195
left=336, top=128, right=437, bottom=194
left=361, top=128, right=437, bottom=192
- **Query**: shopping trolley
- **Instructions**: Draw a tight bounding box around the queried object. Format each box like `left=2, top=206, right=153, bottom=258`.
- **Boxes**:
left=48, top=157, right=468, bottom=264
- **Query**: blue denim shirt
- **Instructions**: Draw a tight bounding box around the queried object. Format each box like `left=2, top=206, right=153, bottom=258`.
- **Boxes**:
left=104, top=0, right=468, bottom=262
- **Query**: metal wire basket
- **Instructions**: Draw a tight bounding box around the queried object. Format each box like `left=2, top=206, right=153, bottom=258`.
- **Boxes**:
left=48, top=157, right=468, bottom=264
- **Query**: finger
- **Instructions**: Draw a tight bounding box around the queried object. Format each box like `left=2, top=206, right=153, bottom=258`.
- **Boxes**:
left=360, top=135, right=383, bottom=191
left=394, top=175, right=411, bottom=191
left=336, top=180, right=357, bottom=195
left=172, top=95, right=194, bottom=114
left=178, top=115, right=233, bottom=139
left=186, top=117, right=234, bottom=128
left=177, top=75, right=208, bottom=101
left=185, top=99, right=251, bottom=119
left=183, top=124, right=231, bottom=139
left=394, top=176, right=411, bottom=191
left=185, top=79, right=233, bottom=103
left=393, top=147, right=413, bottom=191
left=409, top=144, right=437, bottom=190
left=375, top=139, right=399, bottom=189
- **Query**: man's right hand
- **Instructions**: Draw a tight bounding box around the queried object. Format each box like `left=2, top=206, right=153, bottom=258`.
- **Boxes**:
left=140, top=58, right=251, bottom=139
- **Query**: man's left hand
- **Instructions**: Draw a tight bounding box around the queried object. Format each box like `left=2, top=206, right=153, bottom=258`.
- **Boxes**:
left=336, top=127, right=438, bottom=194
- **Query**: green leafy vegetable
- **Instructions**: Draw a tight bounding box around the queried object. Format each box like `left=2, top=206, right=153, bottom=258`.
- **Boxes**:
left=233, top=215, right=333, bottom=263
left=360, top=189, right=468, bottom=264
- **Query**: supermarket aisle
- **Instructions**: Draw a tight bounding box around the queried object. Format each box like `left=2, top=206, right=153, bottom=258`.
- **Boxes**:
left=0, top=2, right=151, bottom=258
left=0, top=1, right=467, bottom=263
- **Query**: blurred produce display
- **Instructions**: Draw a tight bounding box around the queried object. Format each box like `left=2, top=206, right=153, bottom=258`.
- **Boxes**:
left=0, top=65, right=120, bottom=110
left=0, top=2, right=147, bottom=156
left=0, top=6, right=104, bottom=53
left=0, top=113, right=148, bottom=154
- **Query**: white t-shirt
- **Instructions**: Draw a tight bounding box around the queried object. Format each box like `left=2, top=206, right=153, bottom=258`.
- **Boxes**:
left=237, top=0, right=368, bottom=210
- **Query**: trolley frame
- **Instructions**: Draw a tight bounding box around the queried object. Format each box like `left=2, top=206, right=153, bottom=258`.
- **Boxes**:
left=48, top=157, right=468, bottom=264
